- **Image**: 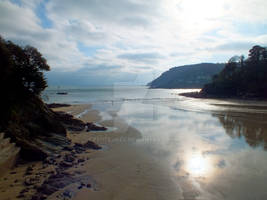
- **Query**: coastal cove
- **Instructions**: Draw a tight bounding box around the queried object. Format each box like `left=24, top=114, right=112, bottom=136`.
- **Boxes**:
left=1, top=1, right=267, bottom=199
left=44, top=87, right=267, bottom=199
left=1, top=86, right=267, bottom=199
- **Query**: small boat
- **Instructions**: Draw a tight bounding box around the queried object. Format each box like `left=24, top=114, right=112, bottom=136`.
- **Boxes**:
left=56, top=92, right=68, bottom=95
left=56, top=86, right=68, bottom=95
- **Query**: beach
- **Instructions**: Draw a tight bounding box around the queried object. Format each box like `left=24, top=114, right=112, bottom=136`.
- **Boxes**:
left=2, top=0, right=267, bottom=199
left=1, top=87, right=267, bottom=200
left=0, top=103, right=186, bottom=200
left=48, top=104, right=187, bottom=200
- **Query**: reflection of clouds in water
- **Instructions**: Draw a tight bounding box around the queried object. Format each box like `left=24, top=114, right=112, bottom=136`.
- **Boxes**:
left=117, top=102, right=232, bottom=152
left=117, top=102, right=229, bottom=178
left=98, top=111, right=113, bottom=121
left=216, top=159, right=226, bottom=168
left=117, top=102, right=157, bottom=121
left=197, top=149, right=267, bottom=200
left=99, top=98, right=267, bottom=200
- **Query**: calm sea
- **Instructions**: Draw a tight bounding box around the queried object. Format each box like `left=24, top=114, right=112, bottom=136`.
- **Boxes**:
left=43, top=86, right=199, bottom=104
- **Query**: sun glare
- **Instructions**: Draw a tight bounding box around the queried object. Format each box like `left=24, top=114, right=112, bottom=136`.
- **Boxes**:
left=186, top=153, right=212, bottom=177
left=181, top=0, right=224, bottom=20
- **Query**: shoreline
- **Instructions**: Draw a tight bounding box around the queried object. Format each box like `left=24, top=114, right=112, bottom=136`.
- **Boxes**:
left=0, top=103, right=184, bottom=200
left=4, top=99, right=266, bottom=199
left=179, top=91, right=267, bottom=102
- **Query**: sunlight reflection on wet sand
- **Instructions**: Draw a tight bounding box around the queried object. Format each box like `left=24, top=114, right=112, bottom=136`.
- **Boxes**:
left=186, top=152, right=213, bottom=177
left=107, top=95, right=267, bottom=200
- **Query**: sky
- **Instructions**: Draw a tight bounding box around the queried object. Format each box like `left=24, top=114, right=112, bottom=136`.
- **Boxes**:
left=0, top=0, right=267, bottom=86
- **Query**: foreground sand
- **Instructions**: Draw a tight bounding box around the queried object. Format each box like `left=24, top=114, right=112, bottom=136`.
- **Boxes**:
left=0, top=104, right=186, bottom=200
left=54, top=104, right=183, bottom=200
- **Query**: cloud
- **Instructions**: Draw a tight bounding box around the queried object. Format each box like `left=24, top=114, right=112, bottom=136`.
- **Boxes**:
left=207, top=41, right=256, bottom=52
left=45, top=67, right=145, bottom=86
left=63, top=20, right=110, bottom=46
left=118, top=52, right=165, bottom=64
left=77, top=64, right=123, bottom=74
left=0, top=1, right=41, bottom=36
left=1, top=0, right=267, bottom=85
left=46, top=0, right=162, bottom=27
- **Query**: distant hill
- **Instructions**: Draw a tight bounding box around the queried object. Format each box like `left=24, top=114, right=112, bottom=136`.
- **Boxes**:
left=148, top=63, right=225, bottom=89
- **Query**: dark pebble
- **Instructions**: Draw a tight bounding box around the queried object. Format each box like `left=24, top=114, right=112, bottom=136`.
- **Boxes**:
left=59, top=161, right=73, bottom=169
left=78, top=158, right=85, bottom=163
left=63, top=190, right=72, bottom=198
left=64, top=154, right=75, bottom=163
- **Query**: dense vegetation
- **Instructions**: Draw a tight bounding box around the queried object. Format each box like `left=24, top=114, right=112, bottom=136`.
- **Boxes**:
left=0, top=36, right=69, bottom=160
left=202, top=45, right=267, bottom=98
left=148, top=63, right=224, bottom=89
left=0, top=36, right=50, bottom=127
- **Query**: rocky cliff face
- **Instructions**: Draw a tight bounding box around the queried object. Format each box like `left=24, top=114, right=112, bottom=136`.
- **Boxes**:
left=3, top=97, right=70, bottom=161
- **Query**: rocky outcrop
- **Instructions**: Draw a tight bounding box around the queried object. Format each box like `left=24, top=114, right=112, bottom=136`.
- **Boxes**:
left=86, top=122, right=107, bottom=132
left=3, top=98, right=70, bottom=160
left=54, top=111, right=86, bottom=132
left=2, top=97, right=106, bottom=161
left=46, top=103, right=71, bottom=109
left=54, top=111, right=107, bottom=132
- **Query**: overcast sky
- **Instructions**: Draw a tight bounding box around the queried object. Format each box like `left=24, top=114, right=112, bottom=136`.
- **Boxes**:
left=1, top=0, right=267, bottom=86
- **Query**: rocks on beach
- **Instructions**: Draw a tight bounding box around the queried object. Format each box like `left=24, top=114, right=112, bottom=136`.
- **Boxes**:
left=3, top=100, right=107, bottom=163
left=14, top=107, right=106, bottom=161
left=30, top=141, right=98, bottom=200
left=46, top=103, right=71, bottom=109
left=86, top=122, right=107, bottom=132
left=54, top=111, right=107, bottom=132
left=13, top=138, right=100, bottom=200
left=1, top=104, right=105, bottom=200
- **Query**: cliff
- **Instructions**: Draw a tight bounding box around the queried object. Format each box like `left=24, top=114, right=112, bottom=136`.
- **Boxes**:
left=149, top=63, right=225, bottom=89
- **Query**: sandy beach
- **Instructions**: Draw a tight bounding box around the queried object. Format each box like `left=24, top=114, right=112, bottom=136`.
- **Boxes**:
left=0, top=104, right=189, bottom=200
left=52, top=104, right=187, bottom=200
left=2, top=97, right=267, bottom=200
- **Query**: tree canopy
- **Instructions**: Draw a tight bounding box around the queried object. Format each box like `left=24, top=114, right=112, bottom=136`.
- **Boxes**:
left=0, top=36, right=50, bottom=126
left=202, top=45, right=267, bottom=98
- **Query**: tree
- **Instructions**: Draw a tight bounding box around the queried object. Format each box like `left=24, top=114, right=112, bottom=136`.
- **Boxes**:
left=0, top=36, right=50, bottom=126
left=0, top=36, right=50, bottom=97
left=202, top=45, right=267, bottom=98
left=248, top=45, right=267, bottom=63
left=240, top=55, right=245, bottom=67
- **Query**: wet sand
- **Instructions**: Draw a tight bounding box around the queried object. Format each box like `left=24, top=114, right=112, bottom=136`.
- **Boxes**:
left=0, top=104, right=189, bottom=200
left=55, top=105, right=185, bottom=200
left=2, top=99, right=267, bottom=200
